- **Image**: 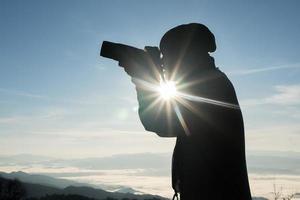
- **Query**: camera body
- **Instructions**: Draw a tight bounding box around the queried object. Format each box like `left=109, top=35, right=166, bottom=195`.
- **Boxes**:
left=100, top=41, right=162, bottom=79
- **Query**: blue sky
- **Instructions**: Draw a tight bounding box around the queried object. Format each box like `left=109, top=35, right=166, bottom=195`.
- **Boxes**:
left=1, top=0, right=300, bottom=158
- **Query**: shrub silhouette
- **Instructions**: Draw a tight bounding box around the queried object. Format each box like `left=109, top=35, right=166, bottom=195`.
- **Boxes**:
left=0, top=177, right=26, bottom=200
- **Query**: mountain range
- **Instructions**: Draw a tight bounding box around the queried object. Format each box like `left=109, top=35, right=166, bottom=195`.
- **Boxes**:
left=0, top=171, right=167, bottom=200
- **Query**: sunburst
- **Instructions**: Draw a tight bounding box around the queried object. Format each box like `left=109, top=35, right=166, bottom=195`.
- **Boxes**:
left=132, top=74, right=240, bottom=136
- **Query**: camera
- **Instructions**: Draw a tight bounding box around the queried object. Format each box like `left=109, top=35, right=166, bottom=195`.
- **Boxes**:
left=100, top=41, right=163, bottom=79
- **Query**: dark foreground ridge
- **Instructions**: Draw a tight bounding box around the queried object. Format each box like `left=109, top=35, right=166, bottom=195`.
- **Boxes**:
left=0, top=175, right=166, bottom=200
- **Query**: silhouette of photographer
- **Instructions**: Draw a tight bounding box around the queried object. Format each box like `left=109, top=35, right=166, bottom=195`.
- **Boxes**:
left=101, top=23, right=252, bottom=200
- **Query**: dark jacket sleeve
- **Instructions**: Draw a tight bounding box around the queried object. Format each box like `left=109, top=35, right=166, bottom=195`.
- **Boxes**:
left=132, top=78, right=183, bottom=137
left=131, top=70, right=242, bottom=139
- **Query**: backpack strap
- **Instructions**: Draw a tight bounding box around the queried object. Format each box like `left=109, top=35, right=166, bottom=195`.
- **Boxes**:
left=172, top=138, right=181, bottom=200
left=172, top=190, right=179, bottom=200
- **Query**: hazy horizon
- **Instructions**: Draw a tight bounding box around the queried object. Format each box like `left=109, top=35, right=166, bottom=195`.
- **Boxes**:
left=1, top=151, right=300, bottom=199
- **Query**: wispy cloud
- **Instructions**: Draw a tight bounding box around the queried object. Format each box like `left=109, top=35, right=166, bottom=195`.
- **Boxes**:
left=245, top=123, right=300, bottom=156
left=0, top=87, right=107, bottom=105
left=229, top=62, right=300, bottom=76
left=0, top=88, right=46, bottom=99
left=265, top=85, right=300, bottom=105
left=0, top=108, right=68, bottom=125
left=0, top=117, right=25, bottom=124
left=241, top=84, right=300, bottom=106
left=94, top=64, right=107, bottom=71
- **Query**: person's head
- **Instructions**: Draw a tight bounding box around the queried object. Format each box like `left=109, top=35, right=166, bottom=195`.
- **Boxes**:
left=160, top=23, right=216, bottom=76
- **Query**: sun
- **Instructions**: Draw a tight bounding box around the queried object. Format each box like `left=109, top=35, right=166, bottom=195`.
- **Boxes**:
left=158, top=81, right=177, bottom=100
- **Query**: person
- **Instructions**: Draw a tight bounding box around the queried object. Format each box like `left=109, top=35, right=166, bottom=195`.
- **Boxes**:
left=125, top=23, right=252, bottom=200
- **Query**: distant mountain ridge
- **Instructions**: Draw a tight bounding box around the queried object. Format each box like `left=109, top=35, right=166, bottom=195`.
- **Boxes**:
left=0, top=172, right=168, bottom=200
left=0, top=171, right=94, bottom=189
left=0, top=171, right=142, bottom=194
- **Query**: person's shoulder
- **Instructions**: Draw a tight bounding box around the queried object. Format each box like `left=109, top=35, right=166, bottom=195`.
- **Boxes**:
left=212, top=68, right=239, bottom=103
left=213, top=68, right=227, bottom=79
left=213, top=68, right=234, bottom=88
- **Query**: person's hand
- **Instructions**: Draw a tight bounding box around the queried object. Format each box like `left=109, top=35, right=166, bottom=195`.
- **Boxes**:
left=121, top=62, right=160, bottom=83
left=121, top=62, right=137, bottom=77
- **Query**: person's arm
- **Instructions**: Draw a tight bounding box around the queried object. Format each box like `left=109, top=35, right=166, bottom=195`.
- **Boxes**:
left=120, top=57, right=182, bottom=137
left=133, top=78, right=183, bottom=137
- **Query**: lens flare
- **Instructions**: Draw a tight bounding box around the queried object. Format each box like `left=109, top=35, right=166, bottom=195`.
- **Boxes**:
left=131, top=76, right=239, bottom=136
left=158, top=81, right=177, bottom=100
